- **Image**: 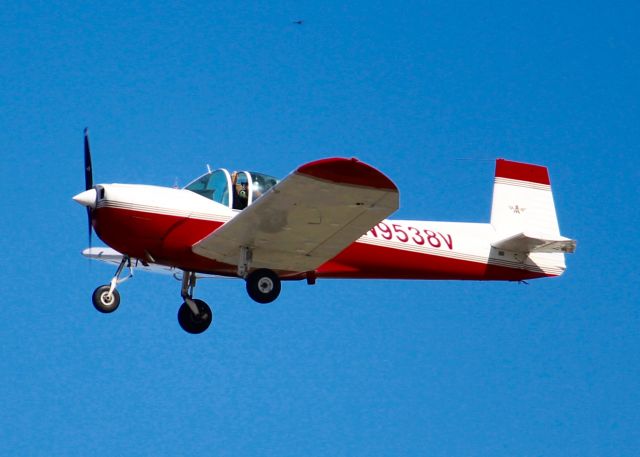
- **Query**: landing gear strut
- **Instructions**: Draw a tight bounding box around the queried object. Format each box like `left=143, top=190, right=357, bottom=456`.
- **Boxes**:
left=92, top=256, right=132, bottom=313
left=177, top=271, right=212, bottom=334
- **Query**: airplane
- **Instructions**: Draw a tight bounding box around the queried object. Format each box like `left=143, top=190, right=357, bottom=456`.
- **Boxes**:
left=73, top=129, right=576, bottom=334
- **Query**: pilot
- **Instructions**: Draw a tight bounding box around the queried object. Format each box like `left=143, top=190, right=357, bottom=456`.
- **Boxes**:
left=231, top=172, right=249, bottom=210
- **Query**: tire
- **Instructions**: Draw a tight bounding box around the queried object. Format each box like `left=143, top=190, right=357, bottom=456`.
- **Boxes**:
left=246, top=269, right=281, bottom=304
left=177, top=299, right=213, bottom=334
left=92, top=285, right=121, bottom=313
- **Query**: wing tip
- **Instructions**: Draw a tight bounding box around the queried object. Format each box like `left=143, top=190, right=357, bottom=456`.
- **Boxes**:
left=297, top=157, right=397, bottom=191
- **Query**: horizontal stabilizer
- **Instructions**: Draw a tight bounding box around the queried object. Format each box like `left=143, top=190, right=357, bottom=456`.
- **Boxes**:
left=491, top=232, right=577, bottom=254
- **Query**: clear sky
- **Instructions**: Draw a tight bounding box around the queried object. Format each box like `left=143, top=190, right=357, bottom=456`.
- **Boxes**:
left=1, top=1, right=639, bottom=455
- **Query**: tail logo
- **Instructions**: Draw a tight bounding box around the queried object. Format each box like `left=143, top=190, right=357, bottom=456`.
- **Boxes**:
left=509, top=205, right=526, bottom=214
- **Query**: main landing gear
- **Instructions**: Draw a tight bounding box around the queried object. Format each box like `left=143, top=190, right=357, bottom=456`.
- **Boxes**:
left=173, top=266, right=281, bottom=333
left=245, top=268, right=281, bottom=304
left=238, top=246, right=281, bottom=304
left=175, top=266, right=280, bottom=334
left=177, top=271, right=212, bottom=334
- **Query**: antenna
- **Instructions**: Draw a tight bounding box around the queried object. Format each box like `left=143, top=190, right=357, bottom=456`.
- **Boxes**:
left=452, top=157, right=495, bottom=162
left=206, top=164, right=212, bottom=173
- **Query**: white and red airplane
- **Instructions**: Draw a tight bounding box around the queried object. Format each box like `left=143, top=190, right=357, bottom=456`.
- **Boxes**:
left=74, top=130, right=576, bottom=334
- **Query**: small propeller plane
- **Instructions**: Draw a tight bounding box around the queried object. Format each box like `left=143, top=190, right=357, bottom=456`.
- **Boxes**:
left=74, top=129, right=576, bottom=334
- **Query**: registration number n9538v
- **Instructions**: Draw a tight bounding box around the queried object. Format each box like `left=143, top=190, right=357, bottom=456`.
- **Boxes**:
left=367, top=222, right=453, bottom=250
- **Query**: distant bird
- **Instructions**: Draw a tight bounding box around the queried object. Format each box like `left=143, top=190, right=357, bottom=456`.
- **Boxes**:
left=292, top=20, right=303, bottom=25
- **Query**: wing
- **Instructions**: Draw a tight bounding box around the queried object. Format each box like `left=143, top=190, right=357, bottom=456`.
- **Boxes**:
left=192, top=158, right=399, bottom=273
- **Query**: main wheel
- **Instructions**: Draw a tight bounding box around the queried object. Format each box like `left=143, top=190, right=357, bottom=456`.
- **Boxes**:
left=177, top=299, right=213, bottom=334
left=92, top=285, right=121, bottom=313
left=246, top=269, right=281, bottom=304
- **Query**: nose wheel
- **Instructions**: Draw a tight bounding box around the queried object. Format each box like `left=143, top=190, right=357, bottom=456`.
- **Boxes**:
left=92, top=285, right=121, bottom=313
left=90, top=256, right=131, bottom=313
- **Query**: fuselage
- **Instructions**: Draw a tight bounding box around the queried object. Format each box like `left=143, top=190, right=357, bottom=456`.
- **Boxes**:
left=89, top=183, right=564, bottom=282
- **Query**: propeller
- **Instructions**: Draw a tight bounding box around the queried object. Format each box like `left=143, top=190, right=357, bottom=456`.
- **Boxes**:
left=84, top=128, right=94, bottom=246
left=84, top=127, right=93, bottom=190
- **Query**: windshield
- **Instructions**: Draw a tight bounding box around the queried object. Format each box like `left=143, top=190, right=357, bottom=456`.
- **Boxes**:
left=184, top=169, right=231, bottom=207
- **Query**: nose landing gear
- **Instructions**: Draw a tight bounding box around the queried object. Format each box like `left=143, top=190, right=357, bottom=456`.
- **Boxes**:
left=91, top=256, right=132, bottom=313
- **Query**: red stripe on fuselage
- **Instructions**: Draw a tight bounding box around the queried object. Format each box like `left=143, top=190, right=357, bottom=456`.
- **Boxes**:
left=318, top=242, right=552, bottom=281
left=93, top=206, right=552, bottom=281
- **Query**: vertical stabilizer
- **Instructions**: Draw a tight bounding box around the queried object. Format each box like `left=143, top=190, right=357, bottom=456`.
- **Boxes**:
left=490, top=159, right=560, bottom=236
left=490, top=159, right=575, bottom=276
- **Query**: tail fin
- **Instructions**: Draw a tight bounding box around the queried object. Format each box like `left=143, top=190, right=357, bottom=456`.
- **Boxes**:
left=491, top=159, right=559, bottom=235
left=490, top=159, right=576, bottom=255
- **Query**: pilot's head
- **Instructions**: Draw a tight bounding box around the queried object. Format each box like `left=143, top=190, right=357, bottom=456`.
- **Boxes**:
left=236, top=181, right=247, bottom=199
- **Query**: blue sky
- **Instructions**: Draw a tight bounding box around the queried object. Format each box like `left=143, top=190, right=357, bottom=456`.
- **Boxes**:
left=1, top=1, right=639, bottom=455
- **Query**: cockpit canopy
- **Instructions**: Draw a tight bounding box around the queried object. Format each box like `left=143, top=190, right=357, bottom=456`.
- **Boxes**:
left=184, top=169, right=280, bottom=210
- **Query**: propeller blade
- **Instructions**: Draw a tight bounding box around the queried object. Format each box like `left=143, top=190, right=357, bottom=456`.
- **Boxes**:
left=87, top=207, right=93, bottom=246
left=84, top=127, right=93, bottom=190
left=84, top=128, right=94, bottom=246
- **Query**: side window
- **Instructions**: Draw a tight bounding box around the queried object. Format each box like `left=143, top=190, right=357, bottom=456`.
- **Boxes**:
left=251, top=174, right=266, bottom=201
left=250, top=172, right=279, bottom=202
